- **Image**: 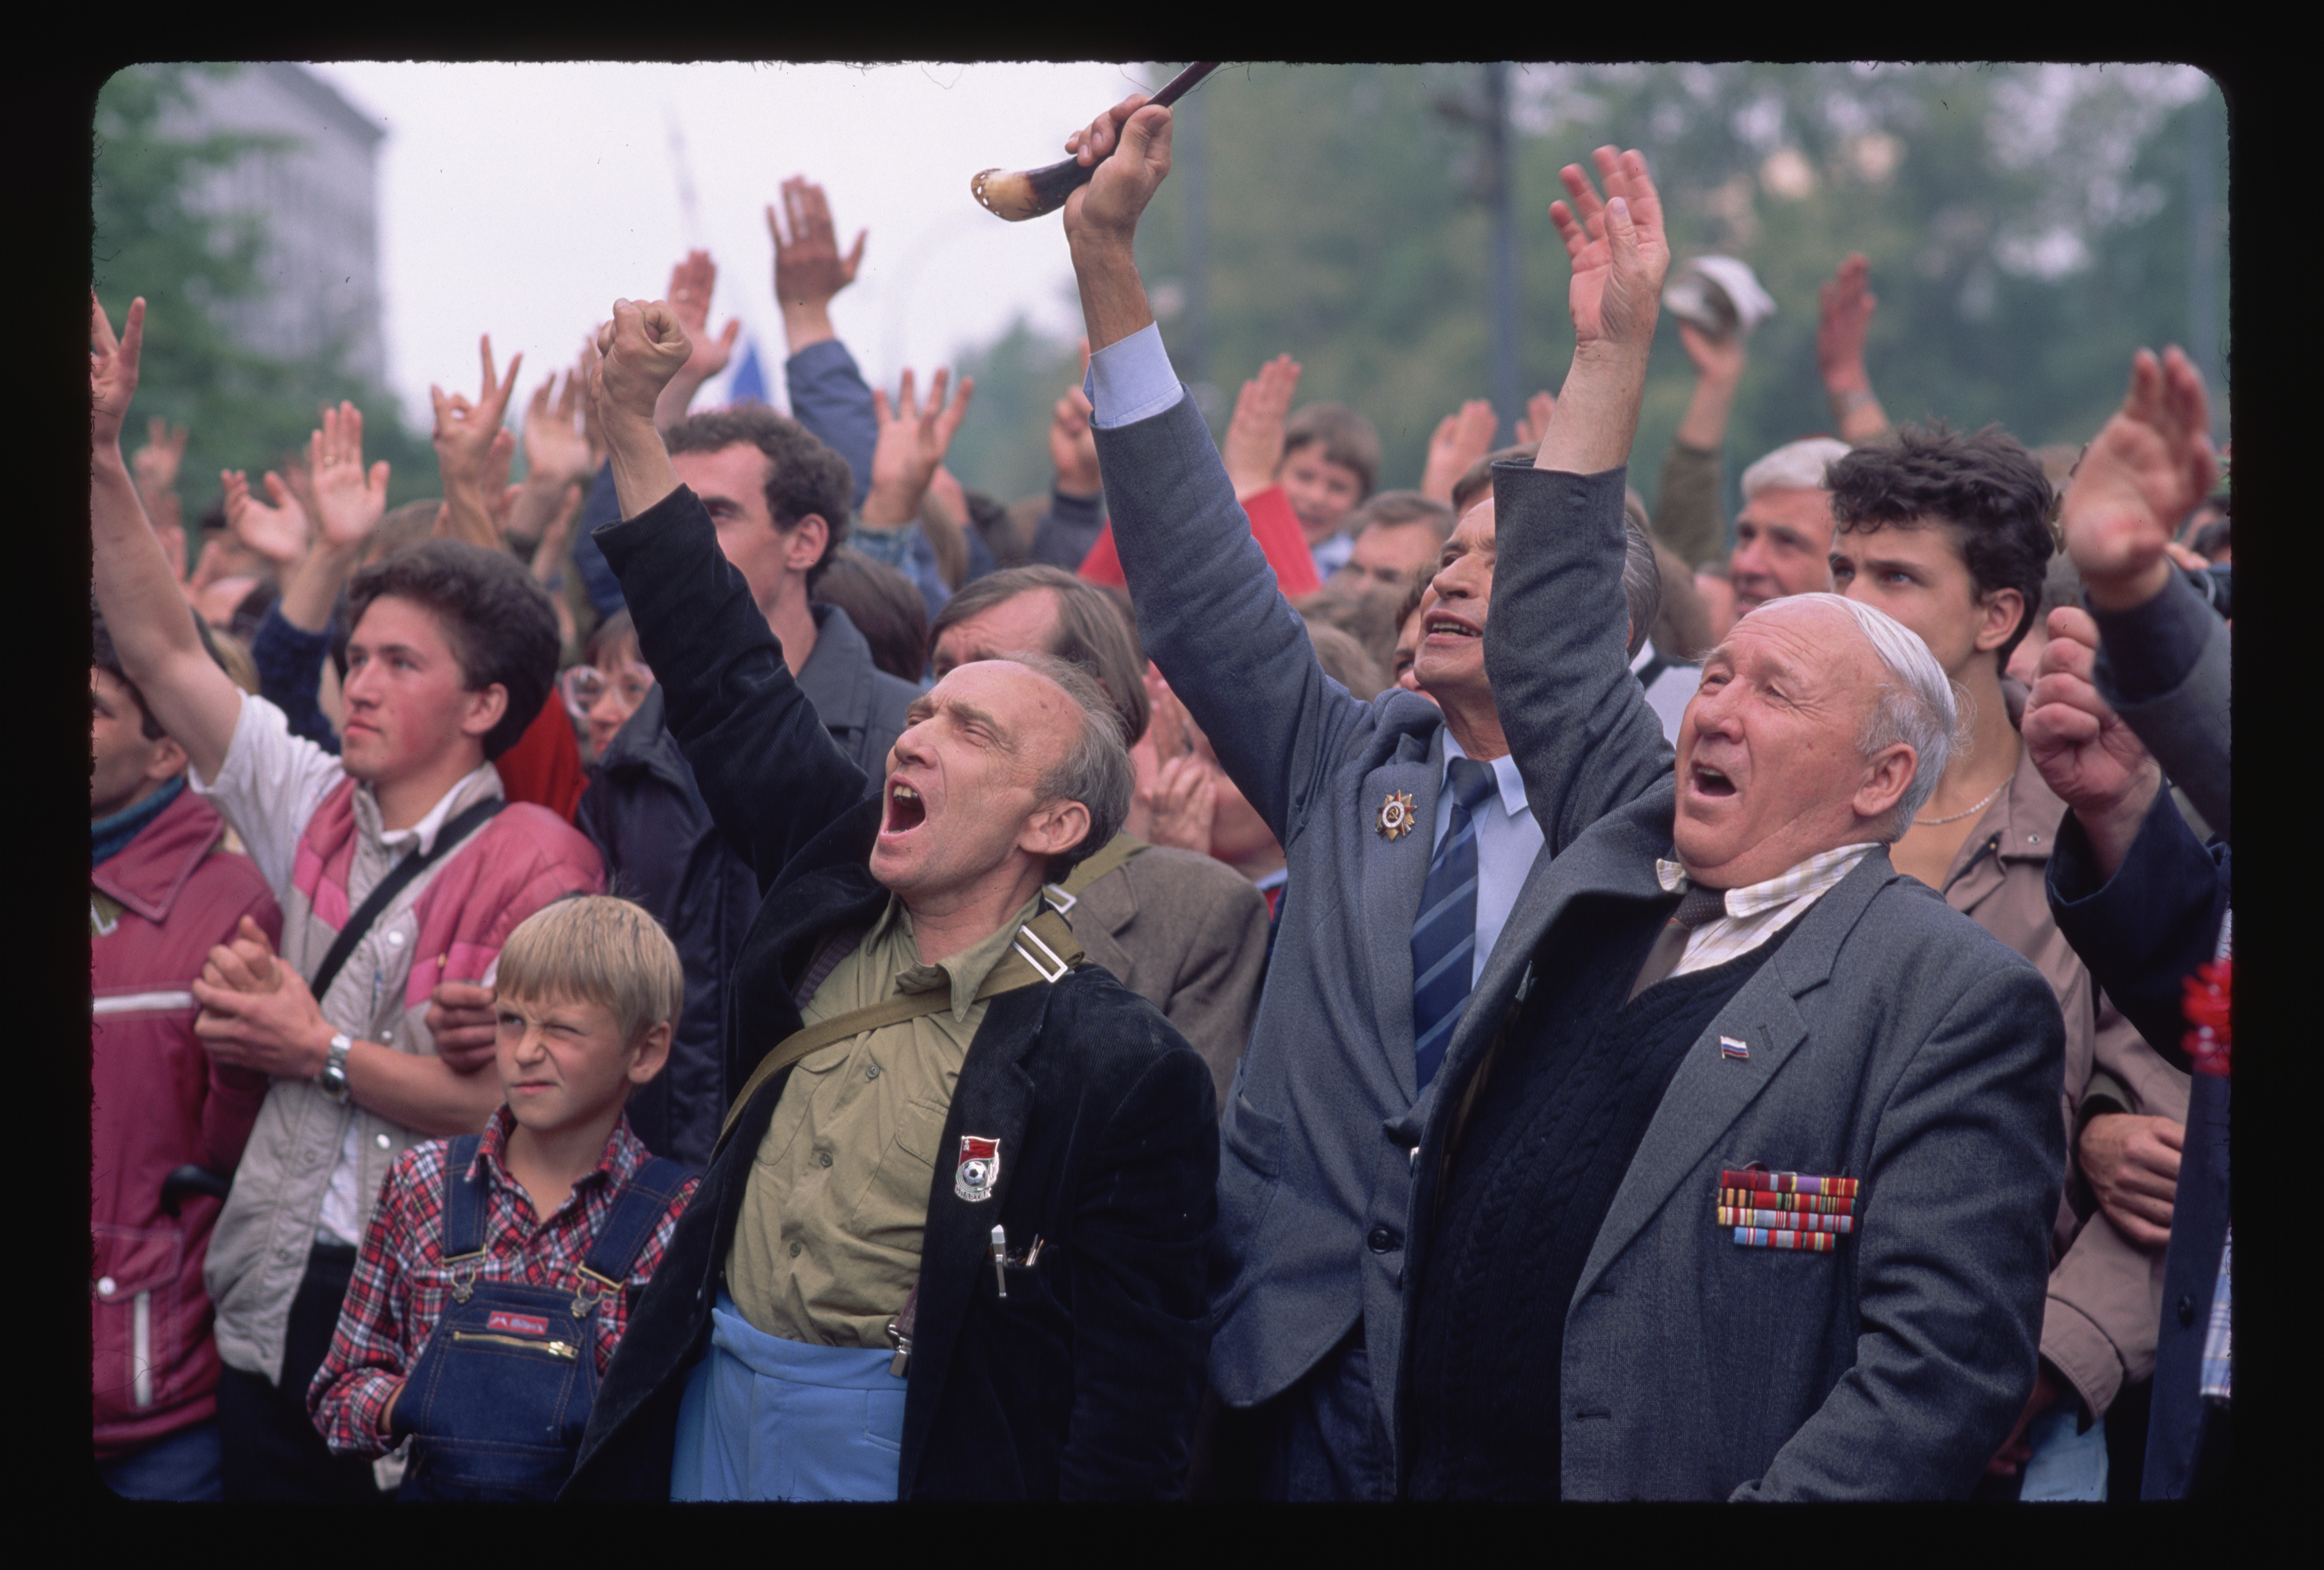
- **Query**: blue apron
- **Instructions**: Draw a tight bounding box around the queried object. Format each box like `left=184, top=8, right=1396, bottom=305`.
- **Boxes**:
left=393, top=1134, right=689, bottom=1502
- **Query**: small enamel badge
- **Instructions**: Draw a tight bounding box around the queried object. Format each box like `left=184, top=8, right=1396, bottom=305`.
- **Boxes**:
left=1719, top=1036, right=1750, bottom=1061
left=955, top=1136, right=1002, bottom=1202
left=1378, top=790, right=1417, bottom=839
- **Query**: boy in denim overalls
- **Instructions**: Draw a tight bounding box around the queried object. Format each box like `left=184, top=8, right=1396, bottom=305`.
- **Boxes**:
left=308, top=897, right=698, bottom=1499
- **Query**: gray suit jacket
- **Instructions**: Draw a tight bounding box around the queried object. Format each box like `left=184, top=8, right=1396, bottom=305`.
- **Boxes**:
left=1391, top=460, right=2068, bottom=1498
left=1062, top=844, right=1270, bottom=1117
left=1096, top=397, right=1563, bottom=1437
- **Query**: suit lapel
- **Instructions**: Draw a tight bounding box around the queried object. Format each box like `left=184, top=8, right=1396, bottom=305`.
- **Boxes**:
left=894, top=981, right=1046, bottom=1490
left=1570, top=853, right=1896, bottom=1303
left=1360, top=730, right=1445, bottom=1098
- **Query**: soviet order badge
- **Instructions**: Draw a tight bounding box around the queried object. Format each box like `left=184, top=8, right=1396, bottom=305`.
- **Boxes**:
left=956, top=1135, right=1001, bottom=1202
left=1378, top=790, right=1416, bottom=840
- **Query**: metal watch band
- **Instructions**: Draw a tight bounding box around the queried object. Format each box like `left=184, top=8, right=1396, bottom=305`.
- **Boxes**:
left=320, top=1031, right=354, bottom=1103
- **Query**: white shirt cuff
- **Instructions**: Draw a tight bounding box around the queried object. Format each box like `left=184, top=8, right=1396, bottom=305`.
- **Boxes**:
left=1085, top=323, right=1184, bottom=430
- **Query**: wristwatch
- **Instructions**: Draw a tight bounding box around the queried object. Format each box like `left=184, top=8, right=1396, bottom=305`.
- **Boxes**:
left=318, top=1032, right=354, bottom=1104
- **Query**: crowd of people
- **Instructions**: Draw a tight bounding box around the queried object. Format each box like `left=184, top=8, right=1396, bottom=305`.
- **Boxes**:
left=91, top=85, right=2232, bottom=1503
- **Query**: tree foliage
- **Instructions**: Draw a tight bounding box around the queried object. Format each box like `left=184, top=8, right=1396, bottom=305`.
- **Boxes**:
left=947, top=63, right=2228, bottom=545
left=91, top=64, right=439, bottom=541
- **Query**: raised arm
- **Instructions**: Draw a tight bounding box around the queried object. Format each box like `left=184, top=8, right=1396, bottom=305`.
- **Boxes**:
left=1654, top=323, right=1742, bottom=571
left=89, top=294, right=242, bottom=783
left=772, top=177, right=878, bottom=506
left=1818, top=254, right=1890, bottom=443
left=431, top=334, right=523, bottom=550
left=2056, top=346, right=2229, bottom=837
left=586, top=296, right=868, bottom=881
left=1486, top=148, right=1676, bottom=847
left=1064, top=94, right=1373, bottom=844
left=655, top=249, right=743, bottom=433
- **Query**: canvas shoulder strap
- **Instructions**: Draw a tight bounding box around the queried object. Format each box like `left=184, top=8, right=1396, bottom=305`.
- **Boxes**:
left=713, top=906, right=1084, bottom=1160
left=1044, top=831, right=1146, bottom=909
left=309, top=797, right=506, bottom=1001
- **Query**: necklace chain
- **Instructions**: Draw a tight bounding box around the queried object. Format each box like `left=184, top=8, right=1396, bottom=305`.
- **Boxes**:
left=1916, top=776, right=2009, bottom=827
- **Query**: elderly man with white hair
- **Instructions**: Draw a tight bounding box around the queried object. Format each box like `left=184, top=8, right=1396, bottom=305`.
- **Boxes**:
left=1391, top=152, right=2066, bottom=1501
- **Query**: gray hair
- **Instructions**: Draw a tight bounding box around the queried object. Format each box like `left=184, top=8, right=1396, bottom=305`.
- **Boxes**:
left=1741, top=437, right=1852, bottom=501
left=1621, top=509, right=1661, bottom=659
left=1766, top=593, right=1961, bottom=839
left=1006, top=650, right=1133, bottom=880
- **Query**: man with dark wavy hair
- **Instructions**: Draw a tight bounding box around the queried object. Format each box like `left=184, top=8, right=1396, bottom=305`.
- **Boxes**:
left=1829, top=422, right=2180, bottom=1500
left=91, top=294, right=604, bottom=1499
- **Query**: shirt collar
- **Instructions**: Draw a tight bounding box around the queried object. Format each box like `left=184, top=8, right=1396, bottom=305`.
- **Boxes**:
left=887, top=892, right=1047, bottom=1023
left=358, top=760, right=503, bottom=858
left=1441, top=731, right=1532, bottom=820
left=1655, top=842, right=1879, bottom=918
left=476, top=1104, right=645, bottom=1208
left=1628, top=637, right=1659, bottom=674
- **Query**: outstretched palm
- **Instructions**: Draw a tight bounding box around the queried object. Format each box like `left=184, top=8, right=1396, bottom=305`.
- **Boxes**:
left=309, top=402, right=391, bottom=549
left=2061, top=347, right=2216, bottom=590
left=1549, top=148, right=1670, bottom=354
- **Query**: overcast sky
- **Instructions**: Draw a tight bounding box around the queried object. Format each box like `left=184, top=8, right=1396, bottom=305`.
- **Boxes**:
left=307, top=61, right=1141, bottom=430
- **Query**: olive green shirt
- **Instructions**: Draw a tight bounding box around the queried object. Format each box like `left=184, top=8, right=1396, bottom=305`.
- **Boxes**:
left=726, top=893, right=1043, bottom=1348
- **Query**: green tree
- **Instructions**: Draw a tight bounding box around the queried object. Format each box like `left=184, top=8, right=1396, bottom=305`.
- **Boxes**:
left=91, top=64, right=439, bottom=545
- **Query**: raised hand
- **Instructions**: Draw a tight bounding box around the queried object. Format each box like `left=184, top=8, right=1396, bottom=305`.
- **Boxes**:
left=308, top=401, right=391, bottom=551
left=91, top=292, right=146, bottom=454
left=1062, top=92, right=1174, bottom=250
left=1420, top=399, right=1499, bottom=503
left=771, top=177, right=867, bottom=344
left=523, top=371, right=596, bottom=492
left=2060, top=347, right=2218, bottom=610
left=1547, top=146, right=1670, bottom=360
left=1511, top=390, right=1558, bottom=449
left=1051, top=340, right=1101, bottom=497
left=1223, top=353, right=1301, bottom=499
left=221, top=467, right=311, bottom=567
left=1817, top=253, right=1877, bottom=387
left=132, top=415, right=190, bottom=512
left=591, top=298, right=695, bottom=433
left=656, top=249, right=743, bottom=430
left=668, top=249, right=742, bottom=379
left=1817, top=254, right=1888, bottom=441
left=2022, top=605, right=2162, bottom=878
left=431, top=333, right=523, bottom=481
left=861, top=367, right=976, bottom=531
left=1679, top=320, right=1746, bottom=385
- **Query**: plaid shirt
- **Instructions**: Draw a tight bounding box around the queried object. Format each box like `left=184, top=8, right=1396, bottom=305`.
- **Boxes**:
left=1654, top=843, right=1879, bottom=978
left=306, top=1107, right=697, bottom=1457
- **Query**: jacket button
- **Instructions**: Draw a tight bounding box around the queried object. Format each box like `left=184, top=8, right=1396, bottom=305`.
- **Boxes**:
left=2178, top=1294, right=2195, bottom=1326
left=376, top=1134, right=391, bottom=1149
left=817, top=1151, right=834, bottom=1168
left=865, top=1064, right=881, bottom=1079
left=1367, top=1226, right=1401, bottom=1254
left=789, top=1241, right=802, bottom=1258
left=97, top=1276, right=117, bottom=1297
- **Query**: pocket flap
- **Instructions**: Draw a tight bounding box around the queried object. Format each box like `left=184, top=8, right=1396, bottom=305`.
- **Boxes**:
left=91, top=1223, right=184, bottom=1298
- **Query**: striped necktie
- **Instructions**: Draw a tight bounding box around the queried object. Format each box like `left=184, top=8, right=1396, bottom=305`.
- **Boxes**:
left=1410, top=757, right=1499, bottom=1093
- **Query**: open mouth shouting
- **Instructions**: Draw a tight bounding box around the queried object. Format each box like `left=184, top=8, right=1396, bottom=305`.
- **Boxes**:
left=1687, top=761, right=1739, bottom=802
left=881, top=777, right=929, bottom=840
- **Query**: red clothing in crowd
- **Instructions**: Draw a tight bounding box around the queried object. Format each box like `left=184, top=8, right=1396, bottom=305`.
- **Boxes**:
left=1078, top=483, right=1322, bottom=599
left=495, top=690, right=587, bottom=822
left=92, top=786, right=283, bottom=1461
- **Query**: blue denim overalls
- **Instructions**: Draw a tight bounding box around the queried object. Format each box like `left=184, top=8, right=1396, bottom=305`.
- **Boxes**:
left=393, top=1135, right=689, bottom=1501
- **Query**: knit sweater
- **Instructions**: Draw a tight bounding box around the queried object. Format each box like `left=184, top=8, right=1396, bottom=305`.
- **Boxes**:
left=1406, top=893, right=1791, bottom=1499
